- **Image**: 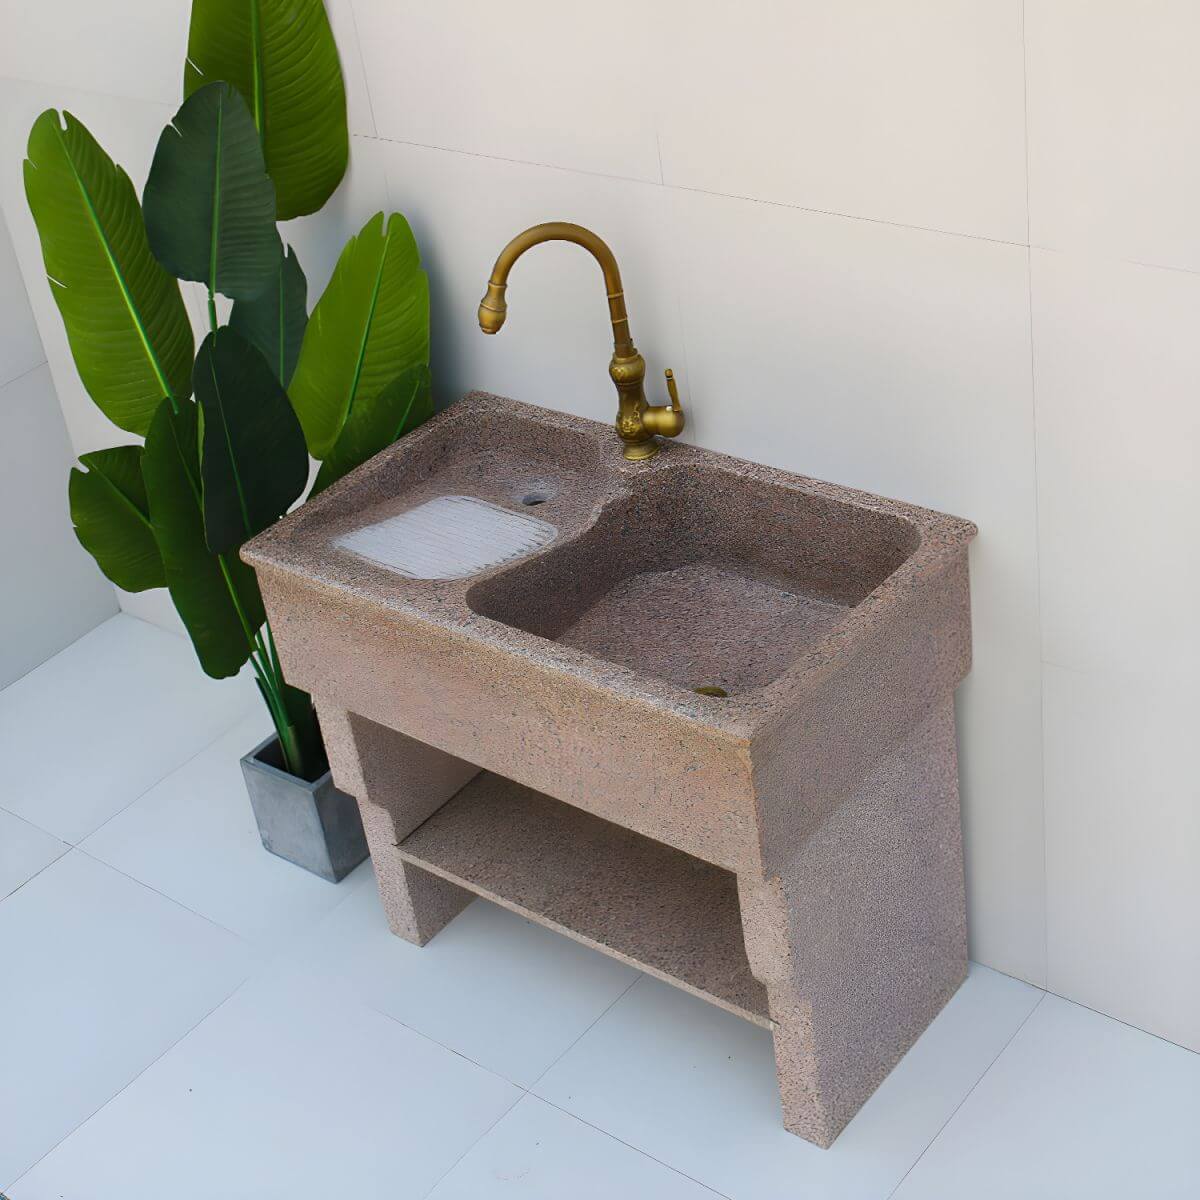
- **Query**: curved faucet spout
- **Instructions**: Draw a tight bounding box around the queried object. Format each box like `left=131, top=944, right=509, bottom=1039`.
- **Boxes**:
left=479, top=222, right=633, bottom=356
left=477, top=221, right=684, bottom=461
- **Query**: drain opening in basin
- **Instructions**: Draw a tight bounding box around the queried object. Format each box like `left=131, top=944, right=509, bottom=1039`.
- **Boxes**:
left=516, top=480, right=557, bottom=507
left=693, top=685, right=729, bottom=698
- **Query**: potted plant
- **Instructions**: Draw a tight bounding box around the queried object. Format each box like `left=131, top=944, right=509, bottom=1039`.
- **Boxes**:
left=23, top=0, right=432, bottom=882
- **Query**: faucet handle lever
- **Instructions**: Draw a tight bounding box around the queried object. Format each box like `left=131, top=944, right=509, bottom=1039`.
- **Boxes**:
left=664, top=368, right=681, bottom=412
left=639, top=368, right=687, bottom=443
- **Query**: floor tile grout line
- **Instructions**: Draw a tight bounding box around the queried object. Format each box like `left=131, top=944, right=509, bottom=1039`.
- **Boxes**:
left=0, top=805, right=66, bottom=848
left=0, top=839, right=70, bottom=904
left=416, top=1091, right=527, bottom=1200
left=1035, top=989, right=1200, bottom=1057
left=883, top=990, right=1049, bottom=1199
left=534, top=1096, right=735, bottom=1200
left=5, top=975, right=255, bottom=1193
left=392, top=971, right=647, bottom=1198
left=359, top=963, right=641, bottom=1098
left=363, top=1000, right=533, bottom=1092
left=0, top=611, right=124, bottom=702
left=525, top=971, right=644, bottom=1094
left=1, top=617, right=260, bottom=851
left=416, top=1085, right=733, bottom=1199
left=72, top=845, right=259, bottom=949
left=74, top=695, right=262, bottom=849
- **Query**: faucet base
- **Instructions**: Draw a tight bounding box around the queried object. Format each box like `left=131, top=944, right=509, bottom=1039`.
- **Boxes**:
left=621, top=437, right=662, bottom=462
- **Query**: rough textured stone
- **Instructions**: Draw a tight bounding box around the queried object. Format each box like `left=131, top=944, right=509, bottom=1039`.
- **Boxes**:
left=244, top=392, right=977, bottom=1146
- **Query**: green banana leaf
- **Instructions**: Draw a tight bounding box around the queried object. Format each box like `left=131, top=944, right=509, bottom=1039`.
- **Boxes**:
left=144, top=82, right=280, bottom=301
left=193, top=328, right=309, bottom=554
left=184, top=0, right=348, bottom=221
left=289, top=212, right=429, bottom=459
left=23, top=110, right=194, bottom=436
left=68, top=445, right=165, bottom=591
left=312, top=364, right=432, bottom=494
left=229, top=245, right=307, bottom=385
left=142, top=398, right=265, bottom=678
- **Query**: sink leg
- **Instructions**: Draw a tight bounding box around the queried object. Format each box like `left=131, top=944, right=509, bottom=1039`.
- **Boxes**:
left=738, top=700, right=968, bottom=1147
left=319, top=705, right=479, bottom=945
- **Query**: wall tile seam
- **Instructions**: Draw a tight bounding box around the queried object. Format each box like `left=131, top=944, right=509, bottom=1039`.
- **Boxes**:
left=1029, top=241, right=1200, bottom=280
left=0, top=356, right=50, bottom=392
left=340, top=0, right=379, bottom=139
left=1017, top=1, right=1050, bottom=994
left=358, top=130, right=664, bottom=193
left=1023, top=252, right=1051, bottom=991
left=0, top=69, right=175, bottom=121
left=1038, top=655, right=1200, bottom=686
left=351, top=130, right=1035, bottom=252
left=1019, top=0, right=1032, bottom=249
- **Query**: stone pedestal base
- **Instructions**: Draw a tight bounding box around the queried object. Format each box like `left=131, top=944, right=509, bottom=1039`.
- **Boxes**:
left=318, top=699, right=966, bottom=1148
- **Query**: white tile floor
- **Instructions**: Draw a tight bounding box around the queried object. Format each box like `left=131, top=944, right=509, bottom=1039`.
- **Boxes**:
left=1, top=614, right=1197, bottom=1199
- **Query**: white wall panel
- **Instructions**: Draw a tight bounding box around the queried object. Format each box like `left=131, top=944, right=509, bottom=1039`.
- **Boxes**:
left=0, top=206, right=117, bottom=686
left=352, top=0, right=661, bottom=182
left=1044, top=664, right=1200, bottom=1051
left=1026, top=0, right=1200, bottom=271
left=1031, top=250, right=1200, bottom=688
left=657, top=0, right=1028, bottom=242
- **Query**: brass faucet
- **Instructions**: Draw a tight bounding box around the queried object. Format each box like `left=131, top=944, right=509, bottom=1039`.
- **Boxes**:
left=478, top=222, right=685, bottom=461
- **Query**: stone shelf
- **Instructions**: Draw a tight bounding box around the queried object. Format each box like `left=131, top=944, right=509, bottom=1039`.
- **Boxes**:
left=398, top=771, right=770, bottom=1026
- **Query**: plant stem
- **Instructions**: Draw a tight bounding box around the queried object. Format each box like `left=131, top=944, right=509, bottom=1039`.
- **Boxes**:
left=248, top=632, right=309, bottom=779
left=264, top=621, right=284, bottom=686
left=275, top=712, right=308, bottom=780
left=216, top=551, right=310, bottom=779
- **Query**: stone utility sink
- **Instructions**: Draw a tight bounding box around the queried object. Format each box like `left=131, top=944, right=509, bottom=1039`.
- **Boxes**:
left=244, top=393, right=977, bottom=1148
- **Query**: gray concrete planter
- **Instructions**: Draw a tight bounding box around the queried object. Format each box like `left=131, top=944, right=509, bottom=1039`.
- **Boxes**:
left=240, top=734, right=368, bottom=883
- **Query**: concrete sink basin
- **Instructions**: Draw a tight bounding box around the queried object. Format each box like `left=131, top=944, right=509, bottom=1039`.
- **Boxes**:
left=466, top=449, right=917, bottom=699
left=244, top=392, right=977, bottom=1147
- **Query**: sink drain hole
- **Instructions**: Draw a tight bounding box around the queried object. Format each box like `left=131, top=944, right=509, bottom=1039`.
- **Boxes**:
left=515, top=481, right=557, bottom=506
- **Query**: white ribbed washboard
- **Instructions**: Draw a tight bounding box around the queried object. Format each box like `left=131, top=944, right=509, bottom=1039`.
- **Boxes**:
left=334, top=494, right=557, bottom=580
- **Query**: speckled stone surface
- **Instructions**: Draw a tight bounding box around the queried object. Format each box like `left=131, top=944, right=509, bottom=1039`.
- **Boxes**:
left=399, top=770, right=769, bottom=1025
left=243, top=392, right=977, bottom=1147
